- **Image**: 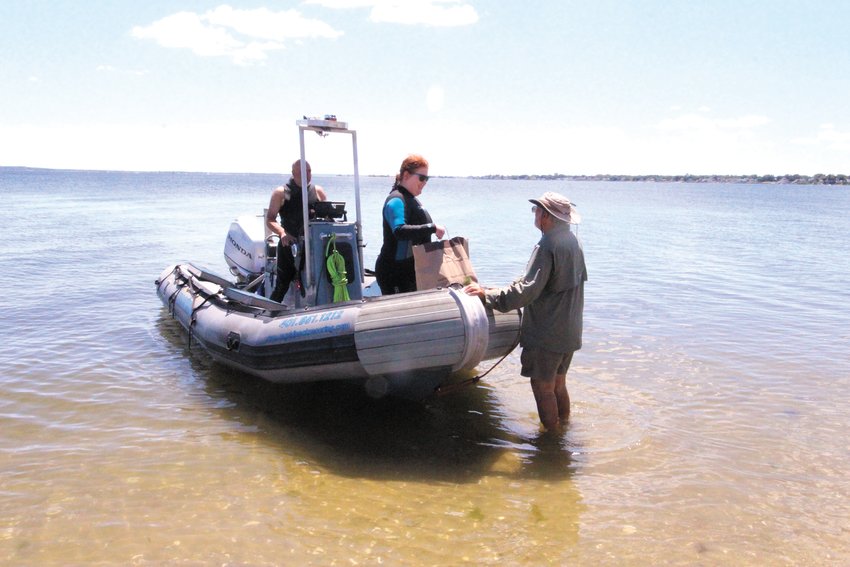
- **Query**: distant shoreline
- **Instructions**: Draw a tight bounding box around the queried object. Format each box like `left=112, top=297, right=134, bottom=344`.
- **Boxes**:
left=468, top=173, right=850, bottom=185
left=3, top=166, right=847, bottom=185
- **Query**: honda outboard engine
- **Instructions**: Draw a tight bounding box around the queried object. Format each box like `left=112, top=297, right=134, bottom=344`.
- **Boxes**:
left=223, top=214, right=271, bottom=284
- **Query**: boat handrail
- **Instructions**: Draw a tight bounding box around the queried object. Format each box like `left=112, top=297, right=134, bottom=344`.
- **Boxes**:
left=223, top=286, right=288, bottom=311
left=297, top=116, right=362, bottom=294
left=193, top=279, right=223, bottom=298
left=184, top=263, right=234, bottom=289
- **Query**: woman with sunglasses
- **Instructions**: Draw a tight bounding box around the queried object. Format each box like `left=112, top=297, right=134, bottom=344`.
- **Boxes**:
left=374, top=154, right=446, bottom=295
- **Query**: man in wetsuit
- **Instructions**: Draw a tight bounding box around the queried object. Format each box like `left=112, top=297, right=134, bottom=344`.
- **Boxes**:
left=265, top=160, right=327, bottom=302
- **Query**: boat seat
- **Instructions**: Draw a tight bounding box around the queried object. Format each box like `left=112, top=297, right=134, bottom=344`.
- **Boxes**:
left=194, top=279, right=222, bottom=297
left=223, top=287, right=287, bottom=311
left=185, top=263, right=234, bottom=289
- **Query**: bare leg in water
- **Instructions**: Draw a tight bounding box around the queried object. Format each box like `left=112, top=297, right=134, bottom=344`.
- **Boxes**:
left=530, top=372, right=571, bottom=431
left=554, top=372, right=570, bottom=422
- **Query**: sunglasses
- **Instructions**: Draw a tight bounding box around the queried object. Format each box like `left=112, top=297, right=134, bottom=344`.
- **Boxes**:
left=409, top=171, right=429, bottom=183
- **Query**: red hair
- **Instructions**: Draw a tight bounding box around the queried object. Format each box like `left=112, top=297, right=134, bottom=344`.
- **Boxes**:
left=395, top=154, right=429, bottom=185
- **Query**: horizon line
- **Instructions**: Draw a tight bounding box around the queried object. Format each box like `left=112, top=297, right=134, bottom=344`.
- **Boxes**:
left=2, top=165, right=848, bottom=184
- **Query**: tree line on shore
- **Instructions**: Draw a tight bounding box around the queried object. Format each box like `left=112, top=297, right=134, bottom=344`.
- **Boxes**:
left=470, top=173, right=849, bottom=185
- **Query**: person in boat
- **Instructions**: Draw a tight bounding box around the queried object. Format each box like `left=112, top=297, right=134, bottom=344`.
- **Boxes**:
left=464, top=192, right=586, bottom=432
left=375, top=154, right=446, bottom=295
left=266, top=159, right=328, bottom=302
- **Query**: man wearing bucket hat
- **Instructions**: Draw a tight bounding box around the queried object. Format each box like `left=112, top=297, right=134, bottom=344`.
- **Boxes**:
left=464, top=191, right=587, bottom=432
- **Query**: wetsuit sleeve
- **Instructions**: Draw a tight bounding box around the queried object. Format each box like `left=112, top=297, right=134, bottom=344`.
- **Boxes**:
left=384, top=197, right=435, bottom=240
left=485, top=244, right=551, bottom=312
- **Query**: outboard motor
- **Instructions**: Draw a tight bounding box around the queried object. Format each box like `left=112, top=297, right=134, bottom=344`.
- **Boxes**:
left=223, top=214, right=269, bottom=284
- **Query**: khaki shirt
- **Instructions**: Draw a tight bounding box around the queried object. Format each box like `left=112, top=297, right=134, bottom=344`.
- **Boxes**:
left=485, top=223, right=587, bottom=353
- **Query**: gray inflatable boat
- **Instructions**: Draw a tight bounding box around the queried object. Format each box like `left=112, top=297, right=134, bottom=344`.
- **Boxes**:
left=155, top=118, right=520, bottom=398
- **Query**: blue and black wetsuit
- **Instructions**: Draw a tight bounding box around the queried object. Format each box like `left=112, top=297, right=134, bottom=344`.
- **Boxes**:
left=374, top=184, right=437, bottom=294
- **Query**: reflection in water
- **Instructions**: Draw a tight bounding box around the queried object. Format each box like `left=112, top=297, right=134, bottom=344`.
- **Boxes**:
left=206, top=357, right=578, bottom=484
left=154, top=313, right=584, bottom=564
left=520, top=430, right=576, bottom=481
left=158, top=312, right=578, bottom=485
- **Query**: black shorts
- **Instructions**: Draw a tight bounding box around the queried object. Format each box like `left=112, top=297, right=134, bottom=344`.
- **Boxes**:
left=520, top=348, right=574, bottom=382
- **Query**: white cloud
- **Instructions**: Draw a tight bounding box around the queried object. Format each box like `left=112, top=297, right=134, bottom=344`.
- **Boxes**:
left=4, top=116, right=843, bottom=176
left=307, top=0, right=479, bottom=26
left=792, top=124, right=850, bottom=152
left=656, top=113, right=770, bottom=134
left=426, top=86, right=445, bottom=112
left=132, top=11, right=244, bottom=58
left=0, top=121, right=286, bottom=173
left=205, top=5, right=340, bottom=40
left=304, top=0, right=376, bottom=8
left=131, top=6, right=342, bottom=65
left=820, top=129, right=850, bottom=151
left=644, top=112, right=776, bottom=173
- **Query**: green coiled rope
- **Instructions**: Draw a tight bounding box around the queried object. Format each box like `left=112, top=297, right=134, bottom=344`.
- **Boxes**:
left=325, top=234, right=350, bottom=302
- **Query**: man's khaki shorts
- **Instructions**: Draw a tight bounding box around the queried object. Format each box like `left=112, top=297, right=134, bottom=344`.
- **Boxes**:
left=520, top=348, right=574, bottom=382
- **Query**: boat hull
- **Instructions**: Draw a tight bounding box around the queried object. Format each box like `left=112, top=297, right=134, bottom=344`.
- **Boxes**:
left=156, top=263, right=520, bottom=398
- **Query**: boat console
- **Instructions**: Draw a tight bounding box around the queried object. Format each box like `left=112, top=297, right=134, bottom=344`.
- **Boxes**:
left=313, top=201, right=347, bottom=220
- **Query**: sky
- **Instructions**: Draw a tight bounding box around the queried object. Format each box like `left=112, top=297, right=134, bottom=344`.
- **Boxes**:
left=2, top=0, right=849, bottom=176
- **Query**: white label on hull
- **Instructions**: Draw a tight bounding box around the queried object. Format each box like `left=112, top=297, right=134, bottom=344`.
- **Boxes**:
left=266, top=308, right=357, bottom=343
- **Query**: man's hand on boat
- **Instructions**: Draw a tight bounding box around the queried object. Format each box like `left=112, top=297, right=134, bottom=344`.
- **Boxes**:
left=463, top=283, right=486, bottom=303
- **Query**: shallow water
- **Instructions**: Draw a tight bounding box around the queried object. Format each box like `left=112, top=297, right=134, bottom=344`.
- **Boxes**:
left=1, top=167, right=849, bottom=565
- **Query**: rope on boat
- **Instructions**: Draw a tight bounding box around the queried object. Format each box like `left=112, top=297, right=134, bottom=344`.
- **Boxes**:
left=325, top=234, right=350, bottom=303
left=434, top=308, right=522, bottom=396
left=185, top=269, right=229, bottom=348
left=189, top=294, right=214, bottom=337
left=433, top=349, right=512, bottom=396
left=166, top=266, right=184, bottom=317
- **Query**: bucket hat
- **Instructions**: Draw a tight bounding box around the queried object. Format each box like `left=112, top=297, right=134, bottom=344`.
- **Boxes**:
left=529, top=191, right=581, bottom=224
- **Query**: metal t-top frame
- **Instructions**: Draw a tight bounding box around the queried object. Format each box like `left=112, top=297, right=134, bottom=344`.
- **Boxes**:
left=296, top=117, right=363, bottom=292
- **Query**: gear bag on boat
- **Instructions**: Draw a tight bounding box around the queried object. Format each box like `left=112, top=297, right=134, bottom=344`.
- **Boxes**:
left=413, top=236, right=478, bottom=290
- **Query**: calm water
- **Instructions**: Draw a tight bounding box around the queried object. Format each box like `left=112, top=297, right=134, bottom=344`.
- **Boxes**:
left=1, top=167, right=849, bottom=565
